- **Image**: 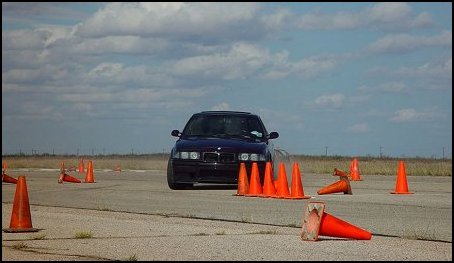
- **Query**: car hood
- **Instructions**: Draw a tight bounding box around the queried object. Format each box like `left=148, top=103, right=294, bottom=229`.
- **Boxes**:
left=175, top=137, right=267, bottom=153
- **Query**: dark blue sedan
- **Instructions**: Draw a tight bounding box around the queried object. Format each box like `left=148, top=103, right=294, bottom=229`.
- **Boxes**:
left=167, top=111, right=279, bottom=189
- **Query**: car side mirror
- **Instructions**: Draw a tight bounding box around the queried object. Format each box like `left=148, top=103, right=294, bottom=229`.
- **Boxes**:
left=268, top=132, right=279, bottom=139
left=171, top=130, right=181, bottom=137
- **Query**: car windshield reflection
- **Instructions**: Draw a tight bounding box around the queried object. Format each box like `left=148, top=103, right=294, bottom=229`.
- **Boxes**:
left=182, top=115, right=265, bottom=140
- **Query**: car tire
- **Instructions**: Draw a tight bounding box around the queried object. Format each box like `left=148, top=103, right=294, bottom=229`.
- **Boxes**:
left=167, top=159, right=192, bottom=190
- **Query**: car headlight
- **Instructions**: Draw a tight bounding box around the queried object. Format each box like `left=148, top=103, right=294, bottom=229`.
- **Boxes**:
left=175, top=151, right=200, bottom=160
left=238, top=153, right=266, bottom=161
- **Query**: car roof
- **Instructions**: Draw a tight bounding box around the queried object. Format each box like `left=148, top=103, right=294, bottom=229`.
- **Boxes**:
left=196, top=111, right=254, bottom=116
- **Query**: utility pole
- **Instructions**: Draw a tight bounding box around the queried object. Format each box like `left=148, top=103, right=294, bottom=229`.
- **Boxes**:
left=379, top=146, right=383, bottom=158
left=442, top=147, right=445, bottom=160
left=325, top=146, right=328, bottom=156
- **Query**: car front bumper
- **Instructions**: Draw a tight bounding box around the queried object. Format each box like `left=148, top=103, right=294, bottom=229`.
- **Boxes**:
left=171, top=160, right=266, bottom=184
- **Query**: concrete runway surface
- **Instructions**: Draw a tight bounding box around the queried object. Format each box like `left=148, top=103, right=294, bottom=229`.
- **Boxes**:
left=2, top=169, right=452, bottom=261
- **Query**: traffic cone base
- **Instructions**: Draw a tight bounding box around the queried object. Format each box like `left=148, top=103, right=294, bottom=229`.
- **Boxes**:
left=2, top=176, right=40, bottom=233
left=301, top=201, right=371, bottom=241
left=317, top=176, right=352, bottom=195
left=391, top=191, right=413, bottom=194
left=3, top=227, right=39, bottom=233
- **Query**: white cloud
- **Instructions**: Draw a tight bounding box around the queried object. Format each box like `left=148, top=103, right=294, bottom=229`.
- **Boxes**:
left=394, top=57, right=452, bottom=79
left=344, top=123, right=369, bottom=134
left=369, top=30, right=452, bottom=54
left=172, top=42, right=273, bottom=80
left=389, top=108, right=444, bottom=123
left=367, top=57, right=452, bottom=87
left=260, top=8, right=293, bottom=30
left=211, top=102, right=230, bottom=111
left=358, top=82, right=408, bottom=93
left=367, top=2, right=411, bottom=23
left=314, top=94, right=345, bottom=108
left=172, top=43, right=339, bottom=80
left=75, top=2, right=262, bottom=41
left=295, top=2, right=432, bottom=31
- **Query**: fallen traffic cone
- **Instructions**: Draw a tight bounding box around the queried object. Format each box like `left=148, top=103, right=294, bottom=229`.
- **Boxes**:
left=2, top=173, right=18, bottom=184
left=78, top=159, right=85, bottom=174
left=391, top=160, right=413, bottom=194
left=260, top=162, right=276, bottom=197
left=273, top=162, right=291, bottom=198
left=333, top=168, right=348, bottom=177
left=350, top=158, right=362, bottom=181
left=301, top=201, right=371, bottom=241
left=317, top=176, right=352, bottom=195
left=113, top=165, right=122, bottom=172
left=289, top=162, right=311, bottom=199
left=2, top=162, right=17, bottom=184
left=85, top=161, right=95, bottom=183
left=246, top=162, right=262, bottom=197
left=234, top=163, right=249, bottom=196
left=3, top=176, right=39, bottom=233
left=58, top=162, right=81, bottom=183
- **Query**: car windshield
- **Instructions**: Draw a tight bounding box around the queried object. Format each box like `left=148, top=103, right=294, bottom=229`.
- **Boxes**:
left=182, top=115, right=265, bottom=139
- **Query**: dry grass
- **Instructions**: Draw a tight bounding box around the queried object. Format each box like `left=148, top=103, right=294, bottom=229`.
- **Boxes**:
left=2, top=154, right=168, bottom=171
left=2, top=154, right=451, bottom=176
left=290, top=155, right=451, bottom=176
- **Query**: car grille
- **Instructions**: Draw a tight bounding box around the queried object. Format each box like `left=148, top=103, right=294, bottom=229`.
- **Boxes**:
left=203, top=152, right=235, bottom=163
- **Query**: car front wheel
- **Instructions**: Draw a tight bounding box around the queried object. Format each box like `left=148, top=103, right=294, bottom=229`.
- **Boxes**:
left=167, top=159, right=192, bottom=190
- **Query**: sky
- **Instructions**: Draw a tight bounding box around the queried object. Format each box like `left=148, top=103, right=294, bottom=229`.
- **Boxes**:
left=2, top=2, right=452, bottom=158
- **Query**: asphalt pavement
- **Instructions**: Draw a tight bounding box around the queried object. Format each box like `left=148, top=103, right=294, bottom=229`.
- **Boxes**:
left=2, top=169, right=452, bottom=260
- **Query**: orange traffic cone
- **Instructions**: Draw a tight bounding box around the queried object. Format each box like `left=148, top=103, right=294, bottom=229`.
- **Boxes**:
left=58, top=162, right=81, bottom=183
left=78, top=159, right=84, bottom=174
left=301, top=201, right=371, bottom=241
left=289, top=162, right=311, bottom=199
left=391, top=160, right=413, bottom=194
left=2, top=173, right=18, bottom=184
left=246, top=162, right=262, bottom=197
left=273, top=162, right=291, bottom=198
left=85, top=161, right=95, bottom=183
left=350, top=158, right=362, bottom=181
left=333, top=168, right=348, bottom=177
left=2, top=163, right=18, bottom=184
left=317, top=176, right=352, bottom=195
left=260, top=162, right=276, bottom=197
left=3, top=176, right=39, bottom=233
left=234, top=163, right=249, bottom=196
